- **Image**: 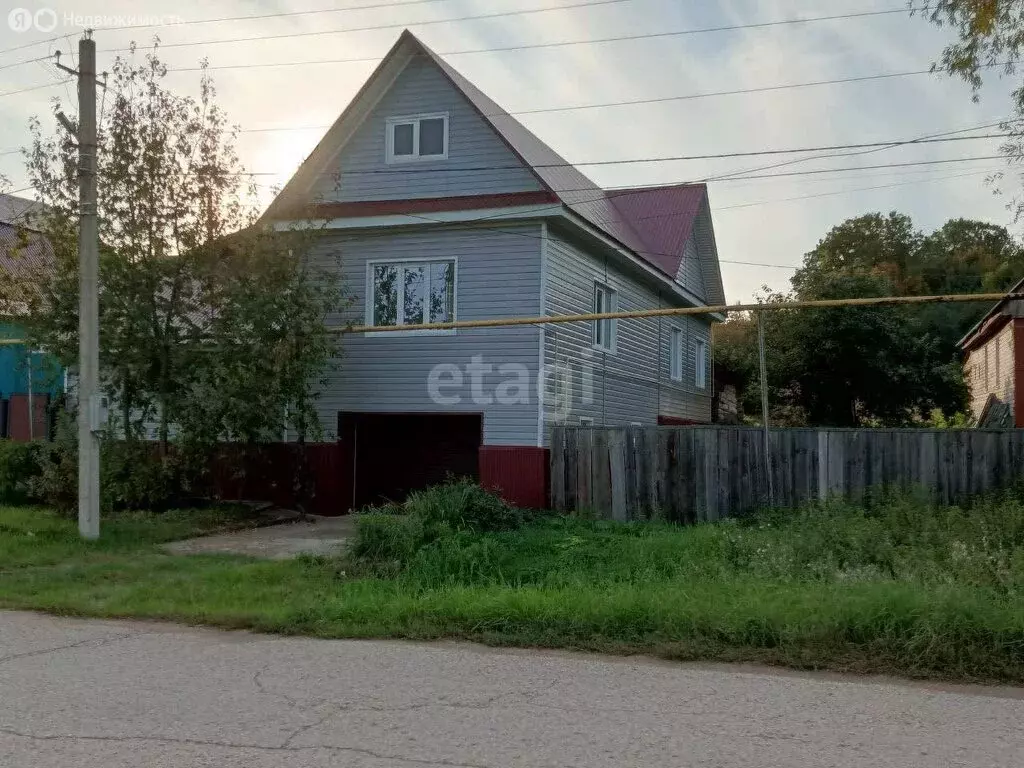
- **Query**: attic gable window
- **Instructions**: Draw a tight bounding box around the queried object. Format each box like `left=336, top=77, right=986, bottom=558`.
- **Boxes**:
left=386, top=113, right=448, bottom=163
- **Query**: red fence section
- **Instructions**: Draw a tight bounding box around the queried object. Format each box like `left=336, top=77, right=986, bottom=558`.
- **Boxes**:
left=207, top=442, right=352, bottom=516
left=479, top=446, right=550, bottom=509
left=7, top=394, right=49, bottom=441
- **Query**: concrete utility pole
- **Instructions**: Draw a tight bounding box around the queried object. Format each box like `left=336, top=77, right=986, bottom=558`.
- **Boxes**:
left=57, top=33, right=100, bottom=539
left=757, top=311, right=774, bottom=508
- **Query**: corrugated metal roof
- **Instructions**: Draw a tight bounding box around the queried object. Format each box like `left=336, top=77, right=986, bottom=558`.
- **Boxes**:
left=0, top=223, right=54, bottom=279
left=0, top=193, right=41, bottom=226
left=0, top=195, right=55, bottom=316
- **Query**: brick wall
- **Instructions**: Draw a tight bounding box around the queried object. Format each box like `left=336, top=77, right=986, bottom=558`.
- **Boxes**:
left=964, top=320, right=1016, bottom=422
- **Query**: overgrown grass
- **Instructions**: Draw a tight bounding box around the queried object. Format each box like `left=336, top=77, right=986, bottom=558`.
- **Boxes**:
left=0, top=504, right=259, bottom=568
left=4, top=486, right=1024, bottom=682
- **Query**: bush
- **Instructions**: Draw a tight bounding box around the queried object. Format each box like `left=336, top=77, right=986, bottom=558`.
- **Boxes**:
left=27, top=415, right=79, bottom=514
left=350, top=480, right=524, bottom=566
left=405, top=478, right=524, bottom=536
left=0, top=440, right=42, bottom=504
left=25, top=413, right=188, bottom=514
left=101, top=441, right=183, bottom=512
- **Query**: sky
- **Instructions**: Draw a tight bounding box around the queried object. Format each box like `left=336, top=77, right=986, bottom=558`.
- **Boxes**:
left=0, top=0, right=1018, bottom=302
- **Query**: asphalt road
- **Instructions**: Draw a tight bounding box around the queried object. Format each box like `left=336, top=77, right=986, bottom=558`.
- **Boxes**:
left=1, top=611, right=1022, bottom=767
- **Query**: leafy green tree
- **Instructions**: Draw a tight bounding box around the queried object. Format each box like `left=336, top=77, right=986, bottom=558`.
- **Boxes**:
left=717, top=212, right=1020, bottom=426
left=18, top=46, right=344, bottom=453
left=916, top=0, right=1024, bottom=218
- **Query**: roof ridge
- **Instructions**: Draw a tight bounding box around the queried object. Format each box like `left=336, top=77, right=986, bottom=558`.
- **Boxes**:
left=606, top=181, right=708, bottom=196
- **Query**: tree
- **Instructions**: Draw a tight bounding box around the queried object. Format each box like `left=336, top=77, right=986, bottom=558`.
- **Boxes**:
left=18, top=46, right=344, bottom=454
left=716, top=212, right=1021, bottom=426
left=917, top=0, right=1024, bottom=218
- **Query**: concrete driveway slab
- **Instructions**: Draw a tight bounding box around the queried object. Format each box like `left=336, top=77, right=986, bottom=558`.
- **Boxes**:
left=163, top=516, right=356, bottom=559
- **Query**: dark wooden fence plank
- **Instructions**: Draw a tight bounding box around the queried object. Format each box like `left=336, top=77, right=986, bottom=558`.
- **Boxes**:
left=576, top=428, right=593, bottom=514
left=608, top=429, right=628, bottom=522
left=551, top=427, right=566, bottom=511
left=563, top=428, right=579, bottom=513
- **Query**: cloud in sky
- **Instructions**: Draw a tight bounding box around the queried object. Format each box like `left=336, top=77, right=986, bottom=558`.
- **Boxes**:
left=0, top=0, right=1018, bottom=301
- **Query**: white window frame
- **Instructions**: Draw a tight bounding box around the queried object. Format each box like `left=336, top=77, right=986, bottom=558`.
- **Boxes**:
left=694, top=339, right=708, bottom=389
left=592, top=281, right=618, bottom=353
left=385, top=112, right=450, bottom=164
left=579, top=416, right=595, bottom=426
left=364, top=256, right=457, bottom=336
left=669, top=325, right=683, bottom=382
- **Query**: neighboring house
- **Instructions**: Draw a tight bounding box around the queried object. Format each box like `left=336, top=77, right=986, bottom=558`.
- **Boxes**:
left=266, top=31, right=726, bottom=508
left=712, top=361, right=742, bottom=424
left=0, top=193, right=62, bottom=440
left=959, top=277, right=1024, bottom=427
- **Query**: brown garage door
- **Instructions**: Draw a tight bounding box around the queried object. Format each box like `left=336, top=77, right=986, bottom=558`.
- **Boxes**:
left=338, top=412, right=482, bottom=510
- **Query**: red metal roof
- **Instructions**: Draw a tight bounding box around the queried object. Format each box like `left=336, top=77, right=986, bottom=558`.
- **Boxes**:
left=607, top=184, right=707, bottom=276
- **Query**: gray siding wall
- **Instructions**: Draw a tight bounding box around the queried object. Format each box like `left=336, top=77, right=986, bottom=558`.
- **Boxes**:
left=313, top=56, right=542, bottom=202
left=692, top=205, right=726, bottom=306
left=675, top=229, right=706, bottom=302
left=309, top=222, right=542, bottom=446
left=542, top=227, right=712, bottom=444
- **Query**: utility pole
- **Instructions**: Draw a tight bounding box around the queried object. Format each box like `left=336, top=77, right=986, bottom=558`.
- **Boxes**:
left=757, top=310, right=774, bottom=508
left=57, top=33, right=100, bottom=539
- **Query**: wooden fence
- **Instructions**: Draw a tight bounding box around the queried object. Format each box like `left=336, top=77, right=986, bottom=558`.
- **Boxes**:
left=550, top=426, right=1024, bottom=522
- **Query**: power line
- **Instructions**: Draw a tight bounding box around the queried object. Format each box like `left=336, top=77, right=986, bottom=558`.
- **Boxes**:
left=0, top=54, right=50, bottom=75
left=511, top=68, right=943, bottom=116
left=0, top=58, right=999, bottom=123
left=698, top=116, right=1018, bottom=185
left=0, top=0, right=486, bottom=72
left=0, top=1, right=915, bottom=67
left=111, top=0, right=496, bottom=31
left=209, top=153, right=1011, bottom=185
left=229, top=64, right=1003, bottom=128
left=104, top=0, right=628, bottom=53
left=716, top=168, right=995, bottom=212
left=0, top=33, right=64, bottom=58
left=231, top=132, right=1012, bottom=175
left=707, top=154, right=1006, bottom=182
left=0, top=0, right=447, bottom=57
left=165, top=7, right=910, bottom=73
left=0, top=79, right=70, bottom=98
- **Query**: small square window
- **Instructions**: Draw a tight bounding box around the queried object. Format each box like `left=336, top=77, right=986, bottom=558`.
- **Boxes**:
left=386, top=113, right=449, bottom=163
left=593, top=282, right=617, bottom=352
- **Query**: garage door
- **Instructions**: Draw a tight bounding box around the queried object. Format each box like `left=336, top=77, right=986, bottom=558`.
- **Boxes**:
left=338, top=412, right=482, bottom=510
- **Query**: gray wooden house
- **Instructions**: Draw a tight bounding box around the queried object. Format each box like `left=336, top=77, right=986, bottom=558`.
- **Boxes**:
left=266, top=30, right=726, bottom=508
